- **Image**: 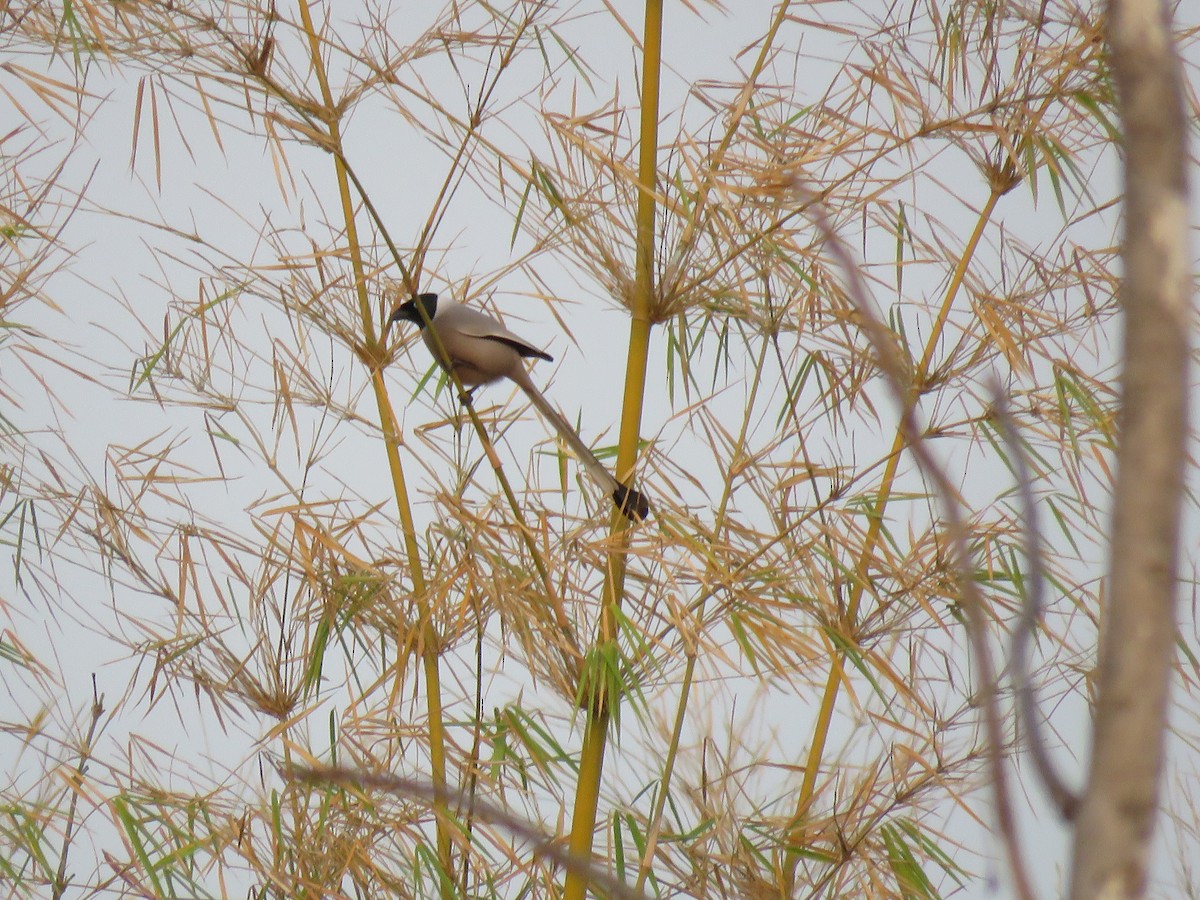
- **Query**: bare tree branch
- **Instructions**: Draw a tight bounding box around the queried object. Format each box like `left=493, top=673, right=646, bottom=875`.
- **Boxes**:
left=993, top=386, right=1079, bottom=820
left=293, top=763, right=650, bottom=900
left=1069, top=0, right=1191, bottom=895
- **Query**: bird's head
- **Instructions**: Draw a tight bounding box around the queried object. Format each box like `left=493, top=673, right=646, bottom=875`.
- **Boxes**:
left=390, top=292, right=439, bottom=328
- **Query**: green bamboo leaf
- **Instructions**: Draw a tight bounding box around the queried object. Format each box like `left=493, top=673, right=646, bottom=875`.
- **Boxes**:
left=612, top=813, right=627, bottom=880
left=825, top=626, right=896, bottom=715
left=895, top=200, right=908, bottom=293
left=898, top=817, right=967, bottom=886
left=130, top=286, right=242, bottom=393
left=1045, top=496, right=1083, bottom=556
left=881, top=821, right=939, bottom=898
left=1072, top=88, right=1120, bottom=142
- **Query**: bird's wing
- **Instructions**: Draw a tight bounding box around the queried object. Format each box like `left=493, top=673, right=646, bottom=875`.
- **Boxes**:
left=439, top=303, right=553, bottom=361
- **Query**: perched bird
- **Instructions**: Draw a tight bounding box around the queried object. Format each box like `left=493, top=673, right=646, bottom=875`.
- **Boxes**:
left=391, top=293, right=650, bottom=521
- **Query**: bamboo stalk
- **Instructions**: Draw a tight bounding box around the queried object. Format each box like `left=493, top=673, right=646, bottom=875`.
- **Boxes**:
left=564, top=2, right=662, bottom=896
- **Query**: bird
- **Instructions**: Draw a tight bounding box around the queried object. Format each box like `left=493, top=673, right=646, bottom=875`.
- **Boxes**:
left=390, top=292, right=651, bottom=521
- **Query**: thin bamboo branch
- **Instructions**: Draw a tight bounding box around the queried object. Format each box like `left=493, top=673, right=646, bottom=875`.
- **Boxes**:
left=801, top=188, right=1035, bottom=899
left=634, top=335, right=773, bottom=891
left=51, top=680, right=105, bottom=900
left=784, top=183, right=1009, bottom=893
left=295, top=2, right=454, bottom=889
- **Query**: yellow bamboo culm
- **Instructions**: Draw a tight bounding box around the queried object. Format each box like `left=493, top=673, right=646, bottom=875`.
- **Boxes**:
left=564, top=2, right=663, bottom=897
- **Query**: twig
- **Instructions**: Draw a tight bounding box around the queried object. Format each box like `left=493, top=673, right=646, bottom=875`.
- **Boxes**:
left=293, top=764, right=651, bottom=900
left=52, top=676, right=106, bottom=900
left=992, top=386, right=1079, bottom=820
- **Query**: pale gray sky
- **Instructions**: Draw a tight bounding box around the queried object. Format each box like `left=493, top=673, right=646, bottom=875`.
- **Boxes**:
left=3, top=1, right=1198, bottom=896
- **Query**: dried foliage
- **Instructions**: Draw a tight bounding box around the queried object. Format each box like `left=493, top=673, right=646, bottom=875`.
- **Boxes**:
left=1, top=1, right=1197, bottom=898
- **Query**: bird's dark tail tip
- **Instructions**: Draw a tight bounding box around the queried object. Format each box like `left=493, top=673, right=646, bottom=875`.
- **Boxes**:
left=612, top=484, right=651, bottom=522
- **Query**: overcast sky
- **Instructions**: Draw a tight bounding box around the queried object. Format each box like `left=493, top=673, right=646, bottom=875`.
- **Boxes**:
left=4, top=1, right=1200, bottom=896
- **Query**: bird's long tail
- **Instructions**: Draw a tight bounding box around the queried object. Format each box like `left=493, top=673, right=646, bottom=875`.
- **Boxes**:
left=514, top=374, right=650, bottom=521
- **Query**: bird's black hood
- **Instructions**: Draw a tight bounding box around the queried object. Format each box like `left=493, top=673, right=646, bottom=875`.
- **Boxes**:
left=390, top=292, right=439, bottom=328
